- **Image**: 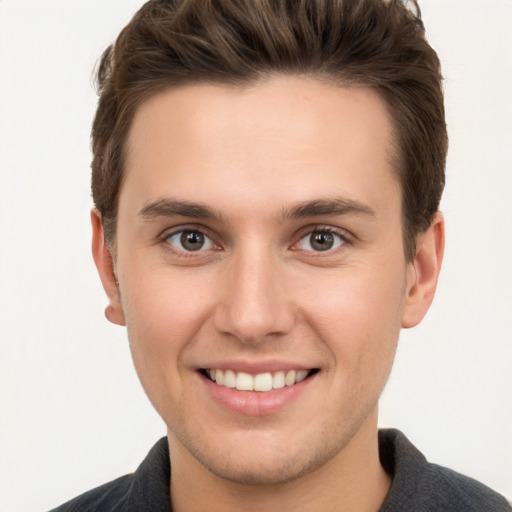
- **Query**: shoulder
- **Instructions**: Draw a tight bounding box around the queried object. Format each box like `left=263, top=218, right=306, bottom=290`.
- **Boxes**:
left=417, top=462, right=511, bottom=511
left=48, top=437, right=171, bottom=512
left=379, top=429, right=511, bottom=512
left=49, top=474, right=134, bottom=512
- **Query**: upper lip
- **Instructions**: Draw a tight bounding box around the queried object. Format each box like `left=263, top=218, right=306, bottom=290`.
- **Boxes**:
left=197, top=359, right=317, bottom=374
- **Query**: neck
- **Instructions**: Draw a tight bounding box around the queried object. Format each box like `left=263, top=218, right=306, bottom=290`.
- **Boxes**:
left=168, top=411, right=391, bottom=512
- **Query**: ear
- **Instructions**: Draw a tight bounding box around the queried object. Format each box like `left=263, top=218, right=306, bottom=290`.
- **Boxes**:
left=91, top=209, right=126, bottom=326
left=402, top=212, right=445, bottom=329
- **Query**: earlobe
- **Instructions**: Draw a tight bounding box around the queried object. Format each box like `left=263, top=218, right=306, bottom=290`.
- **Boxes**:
left=402, top=212, right=445, bottom=329
left=91, top=209, right=126, bottom=326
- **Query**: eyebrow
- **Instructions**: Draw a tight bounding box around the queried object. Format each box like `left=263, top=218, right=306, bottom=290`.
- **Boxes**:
left=138, top=197, right=375, bottom=222
left=139, top=199, right=223, bottom=221
left=282, top=198, right=376, bottom=220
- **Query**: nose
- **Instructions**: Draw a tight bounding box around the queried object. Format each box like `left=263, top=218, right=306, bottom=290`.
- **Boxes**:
left=213, top=248, right=295, bottom=343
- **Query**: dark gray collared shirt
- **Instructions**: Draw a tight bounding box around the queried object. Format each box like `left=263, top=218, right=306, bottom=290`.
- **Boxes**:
left=50, top=429, right=511, bottom=511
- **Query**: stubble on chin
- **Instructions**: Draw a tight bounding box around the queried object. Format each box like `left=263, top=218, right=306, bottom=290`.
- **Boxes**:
left=167, top=402, right=379, bottom=488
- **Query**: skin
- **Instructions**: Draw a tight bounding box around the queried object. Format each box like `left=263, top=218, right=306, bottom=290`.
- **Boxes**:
left=92, top=76, right=444, bottom=512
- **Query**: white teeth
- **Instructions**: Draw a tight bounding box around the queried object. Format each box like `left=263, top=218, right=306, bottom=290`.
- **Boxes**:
left=285, top=370, right=296, bottom=386
left=207, top=368, right=312, bottom=392
left=254, top=372, right=273, bottom=392
left=235, top=372, right=254, bottom=391
left=272, top=371, right=285, bottom=389
left=296, top=370, right=309, bottom=383
left=223, top=369, right=236, bottom=388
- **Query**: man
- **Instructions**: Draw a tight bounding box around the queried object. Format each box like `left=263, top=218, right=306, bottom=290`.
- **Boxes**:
left=51, top=0, right=511, bottom=510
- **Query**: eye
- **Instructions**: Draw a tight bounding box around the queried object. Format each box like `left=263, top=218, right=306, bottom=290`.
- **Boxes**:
left=166, top=229, right=214, bottom=252
left=296, top=229, right=346, bottom=252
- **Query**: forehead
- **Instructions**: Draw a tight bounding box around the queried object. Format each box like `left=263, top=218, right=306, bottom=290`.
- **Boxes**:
left=122, top=76, right=399, bottom=219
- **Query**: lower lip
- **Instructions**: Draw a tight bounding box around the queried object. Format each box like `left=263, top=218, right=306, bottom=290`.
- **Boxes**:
left=199, top=372, right=316, bottom=416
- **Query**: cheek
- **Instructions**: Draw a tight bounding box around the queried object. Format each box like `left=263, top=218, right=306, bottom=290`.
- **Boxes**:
left=119, top=268, right=215, bottom=366
left=118, top=269, right=217, bottom=420
left=296, top=266, right=405, bottom=371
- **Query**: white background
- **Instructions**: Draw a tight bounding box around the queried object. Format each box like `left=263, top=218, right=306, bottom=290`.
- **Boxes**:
left=0, top=1, right=511, bottom=510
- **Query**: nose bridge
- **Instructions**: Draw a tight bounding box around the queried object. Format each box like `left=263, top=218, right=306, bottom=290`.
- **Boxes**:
left=214, top=241, right=293, bottom=342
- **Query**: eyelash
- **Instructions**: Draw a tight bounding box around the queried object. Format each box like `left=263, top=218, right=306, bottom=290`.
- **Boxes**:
left=294, top=226, right=348, bottom=254
left=161, top=225, right=219, bottom=258
left=160, top=225, right=351, bottom=257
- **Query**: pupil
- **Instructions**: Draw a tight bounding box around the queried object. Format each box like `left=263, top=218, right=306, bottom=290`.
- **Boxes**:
left=311, top=231, right=334, bottom=251
left=181, top=231, right=204, bottom=251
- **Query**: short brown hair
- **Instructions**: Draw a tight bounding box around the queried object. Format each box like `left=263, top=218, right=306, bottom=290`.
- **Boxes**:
left=92, top=0, right=447, bottom=260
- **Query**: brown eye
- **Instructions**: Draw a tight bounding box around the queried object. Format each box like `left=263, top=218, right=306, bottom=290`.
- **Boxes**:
left=167, top=230, right=214, bottom=252
left=310, top=231, right=334, bottom=251
left=181, top=231, right=205, bottom=251
left=297, top=229, right=345, bottom=252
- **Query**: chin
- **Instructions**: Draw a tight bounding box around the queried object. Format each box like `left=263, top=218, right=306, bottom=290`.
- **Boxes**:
left=201, top=452, right=324, bottom=486
left=181, top=426, right=351, bottom=487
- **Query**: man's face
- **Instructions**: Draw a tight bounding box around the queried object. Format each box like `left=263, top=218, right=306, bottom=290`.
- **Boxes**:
left=110, top=77, right=417, bottom=484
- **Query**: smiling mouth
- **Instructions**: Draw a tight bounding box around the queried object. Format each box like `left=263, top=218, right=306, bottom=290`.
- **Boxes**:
left=201, top=368, right=319, bottom=392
